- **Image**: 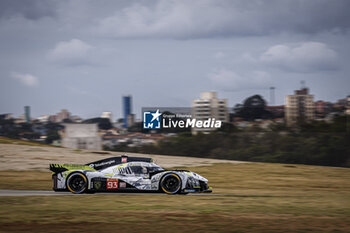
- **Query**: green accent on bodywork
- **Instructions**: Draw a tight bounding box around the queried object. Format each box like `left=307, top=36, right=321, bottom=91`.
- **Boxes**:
left=61, top=169, right=89, bottom=181
left=63, top=170, right=76, bottom=177
left=185, top=172, right=193, bottom=176
left=114, top=164, right=127, bottom=169
left=50, top=164, right=96, bottom=171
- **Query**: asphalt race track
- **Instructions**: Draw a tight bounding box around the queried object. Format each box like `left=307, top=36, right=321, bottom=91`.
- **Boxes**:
left=0, top=189, right=274, bottom=197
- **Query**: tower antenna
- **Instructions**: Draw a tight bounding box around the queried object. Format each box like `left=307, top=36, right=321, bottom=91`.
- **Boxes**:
left=269, top=87, right=275, bottom=106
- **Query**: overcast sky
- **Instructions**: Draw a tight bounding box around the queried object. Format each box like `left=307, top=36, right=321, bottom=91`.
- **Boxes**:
left=1, top=0, right=349, bottom=120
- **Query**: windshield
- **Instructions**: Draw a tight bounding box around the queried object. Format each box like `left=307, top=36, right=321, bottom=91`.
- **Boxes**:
left=130, top=164, right=164, bottom=174
left=147, top=165, right=164, bottom=173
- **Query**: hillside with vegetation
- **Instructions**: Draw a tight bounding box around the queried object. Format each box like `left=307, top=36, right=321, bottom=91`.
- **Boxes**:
left=111, top=116, right=350, bottom=168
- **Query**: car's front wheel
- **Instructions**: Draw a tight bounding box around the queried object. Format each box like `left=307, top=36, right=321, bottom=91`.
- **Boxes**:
left=160, top=173, right=182, bottom=194
left=66, top=173, right=88, bottom=194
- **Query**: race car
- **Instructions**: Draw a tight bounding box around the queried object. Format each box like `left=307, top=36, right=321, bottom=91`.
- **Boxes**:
left=49, top=155, right=212, bottom=194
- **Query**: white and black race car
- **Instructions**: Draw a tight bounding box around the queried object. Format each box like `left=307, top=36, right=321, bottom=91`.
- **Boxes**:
left=50, top=155, right=212, bottom=194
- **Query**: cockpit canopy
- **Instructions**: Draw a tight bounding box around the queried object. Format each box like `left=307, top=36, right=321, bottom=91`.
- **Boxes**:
left=129, top=164, right=164, bottom=174
left=109, top=162, right=164, bottom=175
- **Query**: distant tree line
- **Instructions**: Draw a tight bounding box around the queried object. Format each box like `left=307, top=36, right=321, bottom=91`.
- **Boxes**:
left=83, top=117, right=112, bottom=130
left=0, top=117, right=63, bottom=144
left=233, top=95, right=273, bottom=120
left=112, top=116, right=350, bottom=168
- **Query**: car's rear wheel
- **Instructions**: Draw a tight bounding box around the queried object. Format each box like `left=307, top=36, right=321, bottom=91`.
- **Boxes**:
left=67, top=173, right=88, bottom=194
left=160, top=173, right=182, bottom=194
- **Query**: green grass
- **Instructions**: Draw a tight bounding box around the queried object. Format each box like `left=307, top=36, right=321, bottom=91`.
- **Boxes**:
left=0, top=163, right=350, bottom=232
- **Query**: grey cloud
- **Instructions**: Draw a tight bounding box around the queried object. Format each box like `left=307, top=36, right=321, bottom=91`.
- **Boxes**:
left=95, top=0, right=350, bottom=39
left=11, top=72, right=39, bottom=87
left=2, top=0, right=349, bottom=38
left=0, top=0, right=57, bottom=20
left=260, top=42, right=339, bottom=73
left=48, top=39, right=94, bottom=66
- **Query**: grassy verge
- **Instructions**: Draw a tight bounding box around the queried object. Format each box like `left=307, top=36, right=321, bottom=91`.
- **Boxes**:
left=0, top=171, right=51, bottom=190
left=0, top=136, right=56, bottom=147
left=0, top=195, right=349, bottom=233
left=0, top=163, right=350, bottom=232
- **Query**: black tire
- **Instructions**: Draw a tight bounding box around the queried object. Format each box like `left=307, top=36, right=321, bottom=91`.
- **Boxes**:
left=160, top=173, right=182, bottom=194
left=85, top=190, right=96, bottom=194
left=66, top=173, right=88, bottom=194
left=179, top=192, right=189, bottom=195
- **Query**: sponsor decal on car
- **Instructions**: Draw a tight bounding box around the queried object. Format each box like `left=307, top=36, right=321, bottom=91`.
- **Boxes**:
left=184, top=189, right=196, bottom=193
left=93, top=181, right=102, bottom=190
left=119, top=182, right=126, bottom=188
left=107, top=179, right=118, bottom=189
left=121, top=157, right=127, bottom=163
left=92, top=160, right=115, bottom=168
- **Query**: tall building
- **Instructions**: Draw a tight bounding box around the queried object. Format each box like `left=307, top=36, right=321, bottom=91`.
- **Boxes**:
left=24, top=106, right=30, bottom=124
left=285, top=88, right=315, bottom=126
left=56, top=109, right=70, bottom=122
left=122, top=95, right=132, bottom=128
left=127, top=114, right=135, bottom=128
left=192, top=92, right=228, bottom=133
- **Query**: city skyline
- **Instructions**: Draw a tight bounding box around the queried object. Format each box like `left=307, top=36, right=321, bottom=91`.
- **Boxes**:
left=1, top=0, right=350, bottom=119
left=4, top=87, right=348, bottom=121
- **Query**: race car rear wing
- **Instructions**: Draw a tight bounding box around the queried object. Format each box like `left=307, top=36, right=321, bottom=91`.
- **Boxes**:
left=49, top=164, right=96, bottom=173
